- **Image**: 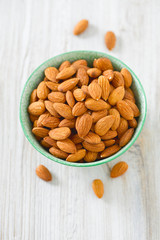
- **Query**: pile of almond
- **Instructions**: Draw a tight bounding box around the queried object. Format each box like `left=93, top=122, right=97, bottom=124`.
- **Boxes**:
left=28, top=57, right=140, bottom=163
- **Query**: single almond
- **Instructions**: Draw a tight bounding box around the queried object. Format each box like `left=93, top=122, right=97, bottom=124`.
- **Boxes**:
left=95, top=115, right=115, bottom=136
left=72, top=102, right=87, bottom=116
left=110, top=161, right=128, bottom=178
left=37, top=112, right=50, bottom=127
left=43, top=136, right=57, bottom=148
left=117, top=100, right=134, bottom=120
left=73, top=88, right=86, bottom=101
left=66, top=91, right=75, bottom=108
left=73, top=19, right=88, bottom=35
left=108, top=86, right=125, bottom=105
left=121, top=68, right=132, bottom=88
left=45, top=67, right=59, bottom=82
left=100, top=144, right=120, bottom=158
left=53, top=103, right=74, bottom=119
left=76, top=67, right=89, bottom=86
left=71, top=134, right=83, bottom=144
left=82, top=131, right=101, bottom=144
left=84, top=151, right=98, bottom=162
left=58, top=78, right=79, bottom=92
left=88, top=82, right=102, bottom=100
left=103, top=70, right=114, bottom=81
left=44, top=101, right=60, bottom=118
left=87, top=68, right=102, bottom=78
left=36, top=165, right=52, bottom=181
left=49, top=146, right=68, bottom=159
left=105, top=31, right=116, bottom=50
left=56, top=66, right=76, bottom=80
left=57, top=138, right=77, bottom=153
left=128, top=118, right=137, bottom=128
left=32, top=127, right=49, bottom=138
left=41, top=116, right=60, bottom=128
left=59, top=118, right=75, bottom=128
left=124, top=88, right=135, bottom=103
left=28, top=101, right=45, bottom=116
left=33, top=120, right=38, bottom=128
left=91, top=109, right=108, bottom=123
left=117, top=118, right=128, bottom=138
left=49, top=127, right=71, bottom=140
left=109, top=108, right=120, bottom=130
left=124, top=99, right=140, bottom=117
left=30, top=89, right=38, bottom=103
left=40, top=139, right=52, bottom=148
left=85, top=98, right=111, bottom=111
left=66, top=149, right=86, bottom=162
left=45, top=81, right=59, bottom=91
left=98, top=76, right=110, bottom=101
left=37, top=81, right=50, bottom=100
left=112, top=72, right=124, bottom=88
left=93, top=57, right=113, bottom=71
left=101, top=130, right=118, bottom=140
left=76, top=113, right=92, bottom=137
left=104, top=139, right=116, bottom=147
left=82, top=141, right=105, bottom=152
left=92, top=179, right=104, bottom=198
left=71, top=59, right=88, bottom=70
left=119, top=128, right=134, bottom=147
left=59, top=61, right=71, bottom=71
left=48, top=92, right=66, bottom=103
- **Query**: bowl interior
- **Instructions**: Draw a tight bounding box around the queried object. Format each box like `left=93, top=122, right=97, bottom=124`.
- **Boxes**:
left=20, top=51, right=147, bottom=167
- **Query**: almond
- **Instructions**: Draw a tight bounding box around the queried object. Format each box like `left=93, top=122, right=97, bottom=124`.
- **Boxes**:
left=37, top=81, right=50, bottom=100
left=101, top=130, right=117, bottom=140
left=112, top=72, right=124, bottom=88
left=76, top=113, right=92, bottom=137
left=28, top=101, right=45, bottom=116
left=56, top=66, right=76, bottom=80
left=128, top=118, right=137, bottom=128
left=92, top=179, right=104, bottom=198
left=87, top=68, right=102, bottom=78
left=104, top=139, right=116, bottom=147
left=124, top=88, right=135, bottom=103
left=100, top=144, right=120, bottom=158
left=72, top=102, right=87, bottom=116
left=32, top=127, right=49, bottom=138
left=45, top=81, right=59, bottom=91
left=41, top=116, right=60, bottom=128
left=85, top=98, right=111, bottom=111
left=45, top=67, right=59, bottom=82
left=73, top=19, right=88, bottom=35
left=117, top=118, right=128, bottom=138
left=29, top=114, right=38, bottom=122
left=121, top=68, right=132, bottom=88
left=49, top=127, right=71, bottom=140
left=43, top=136, right=57, bottom=148
left=57, top=138, right=77, bottom=153
left=88, top=82, right=102, bottom=100
left=59, top=118, right=75, bottom=128
left=37, top=112, right=50, bottom=127
left=124, top=99, right=140, bottom=117
left=109, top=108, right=120, bottom=130
left=71, top=134, right=83, bottom=144
left=84, top=151, right=98, bottom=162
left=53, top=103, right=74, bottom=119
left=81, top=85, right=90, bottom=97
left=82, top=131, right=101, bottom=144
left=110, top=161, right=128, bottom=178
left=36, top=165, right=52, bottom=181
left=98, top=76, right=110, bottom=101
left=105, top=31, right=116, bottom=50
left=71, top=59, right=88, bottom=70
left=108, top=86, right=125, bottom=105
left=95, top=115, right=115, bottom=136
left=66, top=91, right=75, bottom=108
left=117, top=100, right=134, bottom=120
left=91, top=109, right=108, bottom=123
left=49, top=146, right=68, bottom=159
left=93, top=57, right=113, bottom=71
left=109, top=84, right=115, bottom=94
left=66, top=149, right=86, bottom=162
left=76, top=67, right=89, bottom=85
left=59, top=61, right=71, bottom=71
left=82, top=141, right=105, bottom=152
left=119, top=128, right=134, bottom=147
left=33, top=120, right=38, bottom=128
left=30, top=89, right=38, bottom=103
left=40, top=139, right=52, bottom=148
left=73, top=88, right=86, bottom=101
left=44, top=101, right=60, bottom=117
left=48, top=92, right=66, bottom=103
left=58, top=78, right=79, bottom=92
left=76, top=143, right=83, bottom=150
left=103, top=70, right=114, bottom=81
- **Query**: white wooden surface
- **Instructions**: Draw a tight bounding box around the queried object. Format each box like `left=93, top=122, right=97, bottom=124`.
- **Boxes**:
left=0, top=0, right=160, bottom=239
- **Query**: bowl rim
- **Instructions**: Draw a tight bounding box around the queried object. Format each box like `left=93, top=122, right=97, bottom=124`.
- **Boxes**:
left=19, top=50, right=147, bottom=167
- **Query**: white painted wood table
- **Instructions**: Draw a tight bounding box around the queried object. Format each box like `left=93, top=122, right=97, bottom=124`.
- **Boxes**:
left=0, top=0, right=160, bottom=239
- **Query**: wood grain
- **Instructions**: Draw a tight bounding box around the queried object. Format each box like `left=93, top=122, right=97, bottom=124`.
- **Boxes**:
left=0, top=0, right=160, bottom=239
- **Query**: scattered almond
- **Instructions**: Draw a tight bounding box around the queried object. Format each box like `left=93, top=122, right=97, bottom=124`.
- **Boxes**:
left=105, top=31, right=116, bottom=50
left=36, top=165, right=52, bottom=181
left=73, top=19, right=88, bottom=35
left=110, top=161, right=128, bottom=178
left=92, top=179, right=104, bottom=198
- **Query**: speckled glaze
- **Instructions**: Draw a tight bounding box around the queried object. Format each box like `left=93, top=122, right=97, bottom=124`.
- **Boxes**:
left=19, top=51, right=147, bottom=167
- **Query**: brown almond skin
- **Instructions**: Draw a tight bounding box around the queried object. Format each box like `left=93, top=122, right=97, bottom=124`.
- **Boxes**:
left=76, top=113, right=92, bottom=138
left=49, top=146, right=68, bottom=159
left=44, top=67, right=59, bottom=82
left=49, top=127, right=71, bottom=140
left=73, top=88, right=86, bottom=101
left=84, top=151, right=98, bottom=162
left=117, top=100, right=134, bottom=120
left=87, top=68, right=102, bottom=78
left=98, top=76, right=110, bottom=101
left=66, top=91, right=75, bottom=108
left=71, top=134, right=83, bottom=144
left=66, top=149, right=86, bottom=162
left=59, top=61, right=71, bottom=71
left=73, top=19, right=88, bottom=35
left=72, top=102, right=87, bottom=116
left=119, top=128, right=134, bottom=147
left=72, top=59, right=88, bottom=69
left=112, top=72, right=124, bottom=88
left=43, top=136, right=57, bottom=148
left=29, top=114, right=38, bottom=122
left=37, top=81, right=50, bottom=100
left=30, top=89, right=38, bottom=103
left=103, top=70, right=114, bottom=81
left=121, top=68, right=132, bottom=88
left=85, top=98, right=111, bottom=111
left=44, top=101, right=60, bottom=118
left=128, top=118, right=137, bottom=128
left=93, top=58, right=113, bottom=71
left=91, top=109, right=108, bottom=123
left=105, top=31, right=116, bottom=50
left=28, top=101, right=45, bottom=116
left=82, top=131, right=101, bottom=144
left=124, top=88, right=135, bottom=103
left=88, top=82, right=102, bottom=100
left=76, top=143, right=83, bottom=150
left=58, top=78, right=79, bottom=92
left=109, top=108, right=120, bottom=130
left=45, top=81, right=59, bottom=91
left=101, top=130, right=118, bottom=140
left=41, top=116, right=60, bottom=128
left=37, top=113, right=50, bottom=127
left=108, top=86, right=125, bottom=106
left=81, top=85, right=90, bottom=97
left=95, top=115, right=115, bottom=136
left=76, top=67, right=89, bottom=86
left=104, top=139, right=116, bottom=147
left=124, top=99, right=140, bottom=117
left=53, top=103, right=74, bottom=119
left=56, top=66, right=76, bottom=80
left=110, top=161, right=128, bottom=178
left=32, top=127, right=49, bottom=138
left=59, top=119, right=75, bottom=128
left=92, top=179, right=104, bottom=198
left=100, top=144, right=120, bottom=158
left=57, top=138, right=77, bottom=153
left=40, top=139, right=52, bottom=148
left=117, top=118, right=128, bottom=138
left=48, top=92, right=66, bottom=103
left=33, top=120, right=38, bottom=128
left=36, top=165, right=52, bottom=181
left=82, top=141, right=105, bottom=152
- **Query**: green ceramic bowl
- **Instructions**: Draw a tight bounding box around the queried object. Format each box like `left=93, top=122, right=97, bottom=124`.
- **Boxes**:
left=20, top=50, right=147, bottom=167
